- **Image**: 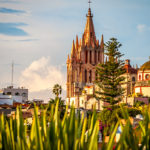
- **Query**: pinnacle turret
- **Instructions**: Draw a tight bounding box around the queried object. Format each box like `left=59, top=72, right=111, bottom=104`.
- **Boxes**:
left=81, top=34, right=85, bottom=47
left=71, top=40, right=75, bottom=58
left=96, top=40, right=99, bottom=47
left=100, top=34, right=104, bottom=49
left=67, top=54, right=70, bottom=64
left=76, top=35, right=79, bottom=49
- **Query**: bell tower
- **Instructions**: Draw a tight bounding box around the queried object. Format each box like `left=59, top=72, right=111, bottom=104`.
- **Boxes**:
left=66, top=5, right=104, bottom=107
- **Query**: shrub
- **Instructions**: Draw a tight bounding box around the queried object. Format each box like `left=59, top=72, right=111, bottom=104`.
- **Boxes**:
left=134, top=101, right=145, bottom=107
left=99, top=105, right=141, bottom=126
left=101, top=105, right=150, bottom=150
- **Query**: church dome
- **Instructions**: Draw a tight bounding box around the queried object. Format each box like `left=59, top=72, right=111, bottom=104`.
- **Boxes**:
left=140, top=60, right=150, bottom=70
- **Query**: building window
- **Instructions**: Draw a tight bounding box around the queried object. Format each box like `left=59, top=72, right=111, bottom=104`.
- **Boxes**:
left=139, top=75, right=141, bottom=81
left=132, top=77, right=135, bottom=82
left=90, top=51, right=92, bottom=63
left=7, top=92, right=11, bottom=95
left=95, top=71, right=98, bottom=81
left=85, top=51, right=88, bottom=63
left=15, top=92, right=20, bottom=96
left=92, top=104, right=94, bottom=109
left=98, top=51, right=100, bottom=62
left=22, top=93, right=27, bottom=97
left=85, top=70, right=87, bottom=82
left=145, top=74, right=149, bottom=80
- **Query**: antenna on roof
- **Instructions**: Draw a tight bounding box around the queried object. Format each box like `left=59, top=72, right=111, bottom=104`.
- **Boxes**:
left=11, top=61, right=14, bottom=87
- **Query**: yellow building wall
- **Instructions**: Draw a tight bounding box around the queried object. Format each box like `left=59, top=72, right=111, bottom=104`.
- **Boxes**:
left=135, top=86, right=150, bottom=97
left=141, top=87, right=150, bottom=97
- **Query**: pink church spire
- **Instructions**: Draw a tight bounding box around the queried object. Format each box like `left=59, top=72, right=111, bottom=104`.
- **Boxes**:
left=83, top=7, right=96, bottom=47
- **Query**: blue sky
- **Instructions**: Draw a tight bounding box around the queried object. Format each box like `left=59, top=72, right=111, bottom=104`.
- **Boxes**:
left=0, top=22, right=28, bottom=36
left=0, top=0, right=150, bottom=101
left=0, top=7, right=26, bottom=14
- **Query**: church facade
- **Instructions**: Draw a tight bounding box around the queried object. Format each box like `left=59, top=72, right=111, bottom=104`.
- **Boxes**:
left=66, top=8, right=104, bottom=108
left=66, top=5, right=150, bottom=109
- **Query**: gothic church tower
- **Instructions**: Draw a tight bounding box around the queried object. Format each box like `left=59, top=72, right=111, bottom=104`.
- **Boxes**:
left=66, top=7, right=104, bottom=107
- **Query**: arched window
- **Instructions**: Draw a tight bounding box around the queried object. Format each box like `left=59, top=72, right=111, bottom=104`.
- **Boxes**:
left=92, top=104, right=94, bottom=109
left=95, top=51, right=97, bottom=64
left=22, top=93, right=27, bottom=97
left=15, top=92, right=20, bottom=96
left=90, top=51, right=92, bottom=63
left=132, top=77, right=135, bottom=82
left=98, top=51, right=100, bottom=62
left=145, top=74, right=149, bottom=80
left=95, top=70, right=98, bottom=81
left=82, top=100, right=84, bottom=104
left=85, top=51, right=88, bottom=63
left=89, top=70, right=92, bottom=83
left=85, top=70, right=87, bottom=82
left=139, top=75, right=141, bottom=81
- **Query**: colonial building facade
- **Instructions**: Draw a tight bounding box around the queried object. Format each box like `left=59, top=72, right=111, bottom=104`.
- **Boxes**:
left=135, top=60, right=150, bottom=97
left=66, top=8, right=104, bottom=108
left=123, top=59, right=138, bottom=96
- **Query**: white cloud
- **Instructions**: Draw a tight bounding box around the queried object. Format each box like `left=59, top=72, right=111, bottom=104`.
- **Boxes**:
left=19, top=56, right=66, bottom=95
left=137, top=24, right=149, bottom=33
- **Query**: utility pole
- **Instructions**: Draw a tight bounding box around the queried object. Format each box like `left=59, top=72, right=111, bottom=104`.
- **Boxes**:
left=11, top=61, right=14, bottom=87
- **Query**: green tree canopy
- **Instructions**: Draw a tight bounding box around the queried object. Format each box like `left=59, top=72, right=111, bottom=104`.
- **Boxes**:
left=52, top=84, right=62, bottom=98
left=95, top=38, right=126, bottom=106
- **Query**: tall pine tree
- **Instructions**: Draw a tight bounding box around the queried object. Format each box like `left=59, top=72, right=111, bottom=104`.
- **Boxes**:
left=95, top=38, right=126, bottom=107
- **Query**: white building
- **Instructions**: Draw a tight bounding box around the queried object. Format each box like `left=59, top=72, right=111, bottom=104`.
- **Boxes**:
left=3, top=86, right=28, bottom=102
left=0, top=93, right=13, bottom=105
left=0, top=93, right=22, bottom=105
left=33, top=99, right=44, bottom=105
left=67, top=85, right=104, bottom=110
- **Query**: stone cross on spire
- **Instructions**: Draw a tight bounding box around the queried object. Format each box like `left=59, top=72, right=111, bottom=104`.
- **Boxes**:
left=88, top=0, right=92, bottom=8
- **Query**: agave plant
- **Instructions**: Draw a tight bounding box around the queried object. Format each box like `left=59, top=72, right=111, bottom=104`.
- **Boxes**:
left=0, top=100, right=99, bottom=150
left=1, top=101, right=150, bottom=150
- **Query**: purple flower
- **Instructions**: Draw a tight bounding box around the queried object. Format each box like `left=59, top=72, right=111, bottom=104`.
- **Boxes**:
left=107, top=108, right=112, bottom=111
